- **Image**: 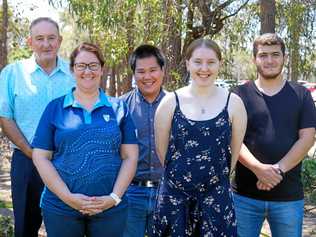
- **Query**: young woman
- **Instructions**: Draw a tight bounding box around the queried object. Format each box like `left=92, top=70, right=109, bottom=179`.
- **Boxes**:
left=32, top=42, right=138, bottom=237
left=153, top=38, right=247, bottom=236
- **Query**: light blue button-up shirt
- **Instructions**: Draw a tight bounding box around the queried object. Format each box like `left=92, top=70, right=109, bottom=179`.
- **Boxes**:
left=0, top=55, right=75, bottom=145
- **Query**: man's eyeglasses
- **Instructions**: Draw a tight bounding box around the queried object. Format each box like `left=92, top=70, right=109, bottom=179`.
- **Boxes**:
left=74, top=62, right=101, bottom=71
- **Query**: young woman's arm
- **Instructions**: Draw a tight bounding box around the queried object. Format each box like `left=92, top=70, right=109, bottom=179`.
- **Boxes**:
left=228, top=93, right=247, bottom=171
left=155, top=93, right=176, bottom=166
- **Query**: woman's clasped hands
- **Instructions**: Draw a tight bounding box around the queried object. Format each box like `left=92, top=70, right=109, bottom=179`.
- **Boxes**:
left=66, top=193, right=116, bottom=216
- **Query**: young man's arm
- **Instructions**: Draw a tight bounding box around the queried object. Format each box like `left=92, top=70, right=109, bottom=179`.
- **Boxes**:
left=278, top=127, right=315, bottom=172
left=239, top=144, right=283, bottom=190
left=257, top=127, right=315, bottom=190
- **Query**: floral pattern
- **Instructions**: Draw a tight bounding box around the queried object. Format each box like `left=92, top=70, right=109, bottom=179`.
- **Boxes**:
left=153, top=92, right=237, bottom=237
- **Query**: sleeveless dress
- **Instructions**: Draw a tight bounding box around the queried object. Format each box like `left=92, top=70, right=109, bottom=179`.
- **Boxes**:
left=152, top=92, right=237, bottom=237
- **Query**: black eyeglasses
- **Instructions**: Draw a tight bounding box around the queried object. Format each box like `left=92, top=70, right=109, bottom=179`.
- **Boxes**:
left=74, top=62, right=101, bottom=71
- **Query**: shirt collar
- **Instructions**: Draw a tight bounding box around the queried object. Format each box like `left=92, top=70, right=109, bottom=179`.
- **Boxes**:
left=136, top=87, right=165, bottom=104
left=63, top=88, right=112, bottom=109
left=25, top=55, right=71, bottom=77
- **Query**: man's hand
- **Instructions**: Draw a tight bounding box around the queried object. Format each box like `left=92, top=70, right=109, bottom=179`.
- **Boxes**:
left=253, top=163, right=283, bottom=190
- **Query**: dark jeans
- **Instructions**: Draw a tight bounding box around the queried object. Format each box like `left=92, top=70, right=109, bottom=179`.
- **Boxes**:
left=43, top=206, right=127, bottom=237
left=11, top=149, right=44, bottom=237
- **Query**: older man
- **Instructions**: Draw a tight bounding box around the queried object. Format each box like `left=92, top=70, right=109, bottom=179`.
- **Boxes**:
left=0, top=17, right=74, bottom=237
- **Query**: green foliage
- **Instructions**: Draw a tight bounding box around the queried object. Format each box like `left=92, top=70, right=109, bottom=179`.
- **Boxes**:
left=164, top=70, right=186, bottom=91
left=276, top=1, right=316, bottom=81
left=0, top=215, right=14, bottom=237
left=50, top=0, right=315, bottom=88
left=0, top=3, right=32, bottom=63
left=302, top=157, right=316, bottom=204
left=0, top=200, right=12, bottom=209
left=214, top=2, right=259, bottom=81
left=55, top=0, right=166, bottom=67
left=8, top=46, right=32, bottom=62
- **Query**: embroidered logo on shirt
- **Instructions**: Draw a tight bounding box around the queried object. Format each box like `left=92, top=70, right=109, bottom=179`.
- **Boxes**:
left=103, top=114, right=110, bottom=122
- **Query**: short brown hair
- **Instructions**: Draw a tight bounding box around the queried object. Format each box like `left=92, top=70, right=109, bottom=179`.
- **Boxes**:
left=185, top=38, right=222, bottom=61
left=253, top=33, right=285, bottom=57
left=70, top=42, right=105, bottom=72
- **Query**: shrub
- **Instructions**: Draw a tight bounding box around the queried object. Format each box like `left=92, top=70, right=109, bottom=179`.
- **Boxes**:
left=0, top=215, right=14, bottom=237
left=302, top=157, right=316, bottom=204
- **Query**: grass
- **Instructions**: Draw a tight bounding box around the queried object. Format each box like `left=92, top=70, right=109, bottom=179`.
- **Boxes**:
left=0, top=200, right=12, bottom=209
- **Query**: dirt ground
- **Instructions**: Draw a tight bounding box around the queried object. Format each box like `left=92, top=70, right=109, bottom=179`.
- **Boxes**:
left=0, top=129, right=315, bottom=237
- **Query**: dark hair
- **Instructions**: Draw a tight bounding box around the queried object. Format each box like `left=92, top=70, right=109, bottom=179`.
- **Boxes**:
left=185, top=38, right=222, bottom=61
left=70, top=42, right=105, bottom=72
left=129, top=44, right=165, bottom=73
left=30, top=17, right=60, bottom=35
left=253, top=33, right=285, bottom=57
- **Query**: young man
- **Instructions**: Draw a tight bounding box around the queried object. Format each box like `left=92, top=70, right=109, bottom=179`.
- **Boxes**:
left=0, top=17, right=74, bottom=237
left=233, top=33, right=316, bottom=237
left=121, top=44, right=166, bottom=237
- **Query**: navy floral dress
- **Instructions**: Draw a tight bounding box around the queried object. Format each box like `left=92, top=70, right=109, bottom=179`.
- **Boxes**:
left=153, top=92, right=237, bottom=237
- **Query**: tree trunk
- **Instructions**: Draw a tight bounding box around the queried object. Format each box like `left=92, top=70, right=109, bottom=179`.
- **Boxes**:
left=100, top=66, right=109, bottom=91
left=0, top=0, right=8, bottom=70
left=161, top=0, right=183, bottom=89
left=116, top=64, right=122, bottom=96
left=121, top=5, right=136, bottom=94
left=288, top=3, right=304, bottom=82
left=108, top=66, right=116, bottom=96
left=260, top=0, right=276, bottom=34
left=181, top=0, right=195, bottom=84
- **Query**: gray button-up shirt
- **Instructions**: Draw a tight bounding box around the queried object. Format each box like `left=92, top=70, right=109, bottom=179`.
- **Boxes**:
left=121, top=88, right=165, bottom=182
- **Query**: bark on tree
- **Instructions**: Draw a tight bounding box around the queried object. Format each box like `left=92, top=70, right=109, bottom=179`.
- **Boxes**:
left=0, top=0, right=8, bottom=70
left=121, top=6, right=136, bottom=94
left=108, top=66, right=117, bottom=96
left=260, top=0, right=276, bottom=34
left=161, top=0, right=182, bottom=87
left=288, top=3, right=304, bottom=82
left=100, top=67, right=109, bottom=91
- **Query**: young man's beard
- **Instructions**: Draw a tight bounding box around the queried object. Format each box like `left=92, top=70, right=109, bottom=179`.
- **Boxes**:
left=257, top=65, right=283, bottom=80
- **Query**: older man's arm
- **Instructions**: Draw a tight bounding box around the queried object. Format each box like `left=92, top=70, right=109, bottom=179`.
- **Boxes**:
left=0, top=117, right=33, bottom=159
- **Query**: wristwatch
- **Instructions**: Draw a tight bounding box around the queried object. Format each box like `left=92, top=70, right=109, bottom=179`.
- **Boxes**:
left=278, top=168, right=285, bottom=178
left=110, top=192, right=122, bottom=206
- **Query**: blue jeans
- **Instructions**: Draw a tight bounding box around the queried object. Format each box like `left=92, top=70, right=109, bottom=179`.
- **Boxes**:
left=233, top=193, right=304, bottom=237
left=43, top=205, right=127, bottom=237
left=123, top=185, right=157, bottom=237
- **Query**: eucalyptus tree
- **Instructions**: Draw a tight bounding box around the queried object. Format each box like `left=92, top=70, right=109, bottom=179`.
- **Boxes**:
left=0, top=2, right=31, bottom=69
left=214, top=0, right=316, bottom=83
left=51, top=0, right=252, bottom=92
left=276, top=0, right=316, bottom=81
